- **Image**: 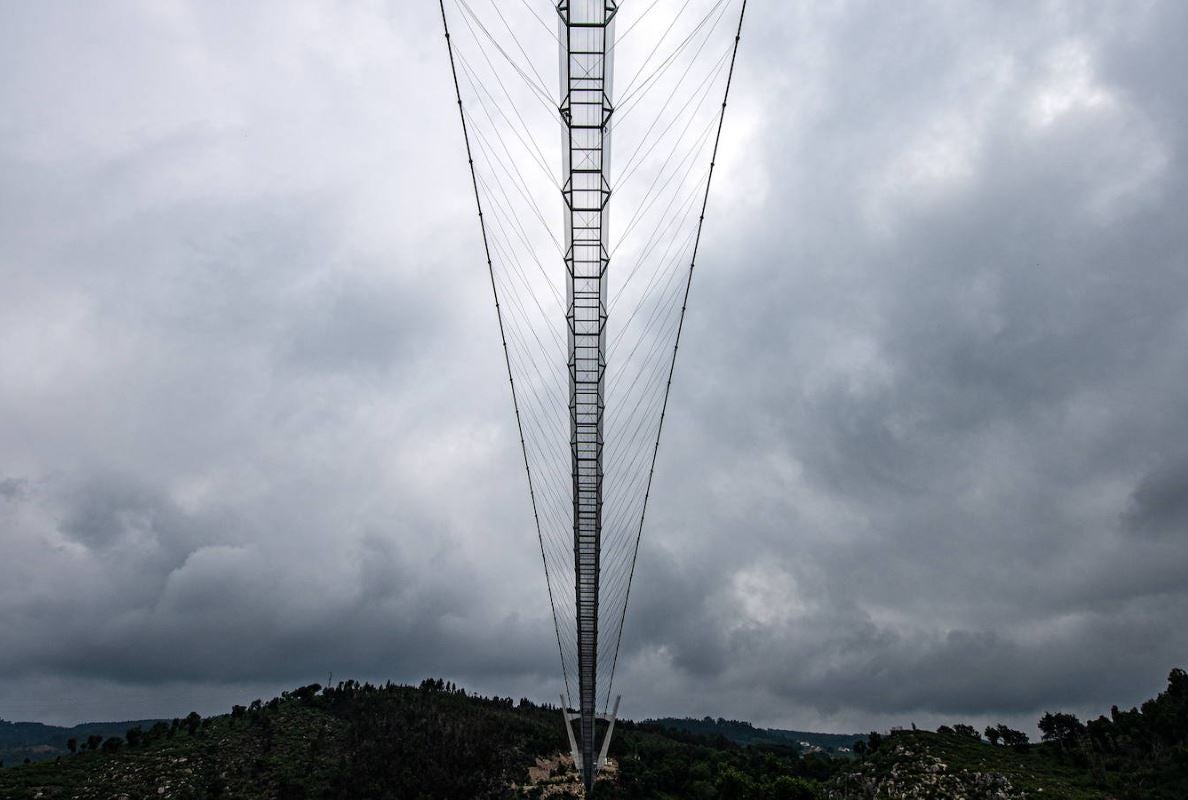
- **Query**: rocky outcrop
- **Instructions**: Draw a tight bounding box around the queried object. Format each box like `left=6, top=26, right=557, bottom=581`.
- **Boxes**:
left=827, top=744, right=1026, bottom=800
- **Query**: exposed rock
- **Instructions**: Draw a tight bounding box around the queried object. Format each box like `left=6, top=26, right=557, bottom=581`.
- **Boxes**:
left=827, top=744, right=1026, bottom=799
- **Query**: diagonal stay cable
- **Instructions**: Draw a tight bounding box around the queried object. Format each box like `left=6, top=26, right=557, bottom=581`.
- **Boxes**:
left=519, top=0, right=560, bottom=44
left=440, top=0, right=573, bottom=708
left=612, top=0, right=665, bottom=51
left=615, top=0, right=730, bottom=124
left=614, top=0, right=695, bottom=104
left=489, top=0, right=554, bottom=105
left=455, top=0, right=557, bottom=112
left=469, top=6, right=559, bottom=179
left=457, top=51, right=557, bottom=190
left=560, top=0, right=667, bottom=98
left=602, top=0, right=748, bottom=713
left=615, top=41, right=732, bottom=191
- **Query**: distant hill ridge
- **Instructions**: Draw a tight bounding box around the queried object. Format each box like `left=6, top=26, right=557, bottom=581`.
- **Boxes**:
left=0, top=719, right=165, bottom=765
left=645, top=716, right=865, bottom=753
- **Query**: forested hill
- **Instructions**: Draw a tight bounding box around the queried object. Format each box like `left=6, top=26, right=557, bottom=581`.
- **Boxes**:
left=0, top=719, right=164, bottom=768
left=0, top=679, right=840, bottom=799
left=0, top=669, right=1186, bottom=799
left=646, top=717, right=864, bottom=754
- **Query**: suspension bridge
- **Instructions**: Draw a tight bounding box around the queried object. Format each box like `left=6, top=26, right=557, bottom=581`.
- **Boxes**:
left=439, top=1, right=747, bottom=792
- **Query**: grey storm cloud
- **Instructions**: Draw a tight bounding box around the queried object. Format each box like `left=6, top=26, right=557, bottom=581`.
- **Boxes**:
left=2, top=0, right=1187, bottom=734
left=1125, top=456, right=1188, bottom=538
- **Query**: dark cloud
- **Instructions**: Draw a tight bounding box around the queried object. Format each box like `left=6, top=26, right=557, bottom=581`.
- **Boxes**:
left=1125, top=456, right=1188, bottom=539
left=601, top=0, right=1188, bottom=729
left=1, top=0, right=1186, bottom=736
left=0, top=477, right=28, bottom=501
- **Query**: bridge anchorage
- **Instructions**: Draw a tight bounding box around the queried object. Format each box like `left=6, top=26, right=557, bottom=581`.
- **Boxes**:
left=562, top=694, right=620, bottom=788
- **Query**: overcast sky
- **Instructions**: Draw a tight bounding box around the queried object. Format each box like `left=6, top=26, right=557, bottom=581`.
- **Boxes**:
left=2, top=0, right=1187, bottom=735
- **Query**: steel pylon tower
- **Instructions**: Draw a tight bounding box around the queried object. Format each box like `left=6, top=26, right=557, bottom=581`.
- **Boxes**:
left=558, top=0, right=616, bottom=792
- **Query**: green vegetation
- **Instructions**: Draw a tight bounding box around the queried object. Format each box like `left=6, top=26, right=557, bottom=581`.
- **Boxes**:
left=0, top=678, right=843, bottom=799
left=830, top=669, right=1188, bottom=799
left=0, top=719, right=164, bottom=766
left=1, top=669, right=1186, bottom=798
left=830, top=728, right=1109, bottom=799
left=0, top=680, right=553, bottom=799
left=602, top=720, right=844, bottom=799
left=644, top=717, right=864, bottom=755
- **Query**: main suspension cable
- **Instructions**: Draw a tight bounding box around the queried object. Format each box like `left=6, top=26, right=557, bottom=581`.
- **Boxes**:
left=439, top=0, right=573, bottom=708
left=603, top=0, right=748, bottom=711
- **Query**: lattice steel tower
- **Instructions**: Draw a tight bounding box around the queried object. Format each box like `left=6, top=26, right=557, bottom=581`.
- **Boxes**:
left=559, top=0, right=616, bottom=793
